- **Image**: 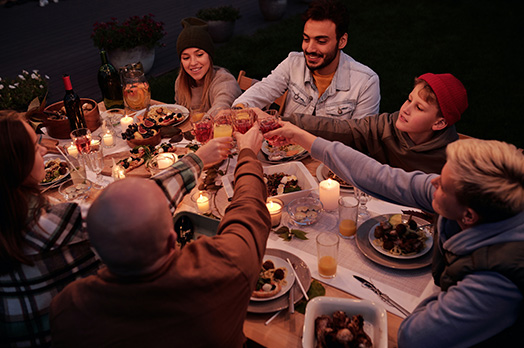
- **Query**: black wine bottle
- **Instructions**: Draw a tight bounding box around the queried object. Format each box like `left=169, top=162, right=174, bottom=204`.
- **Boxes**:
left=62, top=75, right=87, bottom=131
left=98, top=50, right=124, bottom=109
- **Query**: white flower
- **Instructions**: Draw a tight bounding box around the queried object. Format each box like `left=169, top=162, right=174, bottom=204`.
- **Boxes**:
left=0, top=85, right=4, bottom=90
left=18, top=75, right=26, bottom=80
left=39, top=85, right=44, bottom=89
left=33, top=70, right=39, bottom=74
left=14, top=82, right=19, bottom=87
left=45, top=75, right=50, bottom=80
left=9, top=85, right=16, bottom=89
left=31, top=73, right=39, bottom=80
left=0, top=77, right=2, bottom=82
left=22, top=70, right=28, bottom=74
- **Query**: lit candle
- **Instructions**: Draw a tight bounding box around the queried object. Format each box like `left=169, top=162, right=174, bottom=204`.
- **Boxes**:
left=120, top=115, right=134, bottom=132
left=156, top=153, right=177, bottom=170
left=196, top=194, right=210, bottom=213
left=266, top=199, right=283, bottom=227
left=102, top=132, right=114, bottom=147
left=91, top=138, right=100, bottom=146
left=319, top=179, right=340, bottom=211
left=111, top=158, right=126, bottom=181
left=66, top=142, right=78, bottom=157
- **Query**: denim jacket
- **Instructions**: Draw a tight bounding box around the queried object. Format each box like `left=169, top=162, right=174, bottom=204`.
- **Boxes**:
left=233, top=51, right=380, bottom=119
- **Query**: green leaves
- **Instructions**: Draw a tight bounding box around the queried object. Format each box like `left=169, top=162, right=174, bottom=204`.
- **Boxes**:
left=274, top=226, right=308, bottom=241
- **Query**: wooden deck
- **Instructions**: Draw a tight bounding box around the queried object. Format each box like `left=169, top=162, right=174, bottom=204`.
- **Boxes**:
left=0, top=0, right=308, bottom=104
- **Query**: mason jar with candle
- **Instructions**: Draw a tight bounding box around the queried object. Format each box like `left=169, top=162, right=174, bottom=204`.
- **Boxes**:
left=147, top=152, right=178, bottom=176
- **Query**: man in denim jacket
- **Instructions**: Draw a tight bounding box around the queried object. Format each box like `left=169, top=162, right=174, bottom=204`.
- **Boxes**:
left=233, top=0, right=380, bottom=119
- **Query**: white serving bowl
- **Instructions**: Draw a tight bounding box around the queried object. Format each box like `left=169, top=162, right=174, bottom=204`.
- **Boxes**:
left=302, top=296, right=388, bottom=348
left=222, top=161, right=318, bottom=205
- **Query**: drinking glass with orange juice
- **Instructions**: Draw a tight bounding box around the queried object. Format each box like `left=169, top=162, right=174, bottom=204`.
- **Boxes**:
left=338, top=196, right=359, bottom=239
left=316, top=233, right=339, bottom=278
left=213, top=113, right=233, bottom=138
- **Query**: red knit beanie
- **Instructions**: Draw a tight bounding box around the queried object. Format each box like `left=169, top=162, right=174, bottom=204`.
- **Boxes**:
left=418, top=73, right=468, bottom=125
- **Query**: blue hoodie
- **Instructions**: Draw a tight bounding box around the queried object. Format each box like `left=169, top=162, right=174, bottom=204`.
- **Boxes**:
left=311, top=137, right=524, bottom=348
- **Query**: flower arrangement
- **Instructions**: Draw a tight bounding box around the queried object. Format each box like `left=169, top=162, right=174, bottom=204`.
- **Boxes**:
left=196, top=5, right=241, bottom=22
left=0, top=70, right=49, bottom=112
left=91, top=14, right=166, bottom=51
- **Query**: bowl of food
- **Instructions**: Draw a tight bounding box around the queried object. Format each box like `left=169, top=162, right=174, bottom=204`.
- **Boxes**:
left=287, top=196, right=323, bottom=226
left=43, top=98, right=101, bottom=138
left=122, top=122, right=161, bottom=147
left=303, top=296, right=387, bottom=348
left=222, top=161, right=319, bottom=205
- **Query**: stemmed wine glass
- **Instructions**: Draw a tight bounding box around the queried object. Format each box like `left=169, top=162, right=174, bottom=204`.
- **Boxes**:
left=70, top=128, right=92, bottom=154
left=259, top=110, right=285, bottom=160
left=85, top=136, right=105, bottom=189
left=354, top=187, right=371, bottom=224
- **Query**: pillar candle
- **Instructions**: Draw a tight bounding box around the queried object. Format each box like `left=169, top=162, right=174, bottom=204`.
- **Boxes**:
left=102, top=132, right=114, bottom=147
left=196, top=194, right=210, bottom=213
left=120, top=115, right=134, bottom=132
left=319, top=178, right=340, bottom=210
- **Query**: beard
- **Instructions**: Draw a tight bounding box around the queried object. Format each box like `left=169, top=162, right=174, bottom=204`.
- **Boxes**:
left=304, top=45, right=339, bottom=72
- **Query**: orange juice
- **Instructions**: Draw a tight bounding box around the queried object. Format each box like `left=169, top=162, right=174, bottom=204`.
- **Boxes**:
left=318, top=255, right=337, bottom=278
left=339, top=219, right=357, bottom=237
left=214, top=124, right=233, bottom=138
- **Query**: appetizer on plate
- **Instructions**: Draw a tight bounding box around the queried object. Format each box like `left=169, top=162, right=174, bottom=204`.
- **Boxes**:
left=41, top=158, right=68, bottom=185
left=252, top=259, right=288, bottom=299
left=146, top=105, right=187, bottom=126
left=372, top=214, right=430, bottom=257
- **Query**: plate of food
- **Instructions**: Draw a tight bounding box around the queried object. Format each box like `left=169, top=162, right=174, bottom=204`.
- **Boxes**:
left=368, top=214, right=433, bottom=259
left=355, top=214, right=434, bottom=270
left=251, top=255, right=295, bottom=302
left=260, top=140, right=308, bottom=162
left=316, top=163, right=353, bottom=191
left=248, top=248, right=311, bottom=313
left=40, top=157, right=70, bottom=186
left=138, top=104, right=189, bottom=127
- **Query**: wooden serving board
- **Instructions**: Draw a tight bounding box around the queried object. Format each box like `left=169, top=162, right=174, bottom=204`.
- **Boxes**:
left=101, top=147, right=190, bottom=178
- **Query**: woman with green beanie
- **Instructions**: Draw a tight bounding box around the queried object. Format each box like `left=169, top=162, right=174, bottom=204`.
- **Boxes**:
left=175, top=17, right=241, bottom=116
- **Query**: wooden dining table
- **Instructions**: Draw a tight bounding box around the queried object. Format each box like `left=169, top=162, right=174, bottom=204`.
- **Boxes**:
left=43, top=102, right=413, bottom=348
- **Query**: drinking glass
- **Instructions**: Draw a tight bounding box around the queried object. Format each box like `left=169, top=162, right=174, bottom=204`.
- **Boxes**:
left=338, top=196, right=359, bottom=239
left=193, top=115, right=214, bottom=143
left=213, top=114, right=233, bottom=138
left=85, top=137, right=105, bottom=189
left=354, top=187, right=371, bottom=224
left=316, top=233, right=339, bottom=278
left=70, top=128, right=92, bottom=154
left=259, top=110, right=282, bottom=145
left=232, top=108, right=255, bottom=134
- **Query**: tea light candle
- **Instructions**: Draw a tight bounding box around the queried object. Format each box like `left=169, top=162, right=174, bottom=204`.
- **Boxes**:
left=66, top=142, right=78, bottom=157
left=156, top=153, right=177, bottom=170
left=102, top=132, right=115, bottom=147
left=196, top=193, right=210, bottom=213
left=266, top=198, right=283, bottom=227
left=319, top=179, right=340, bottom=211
left=90, top=138, right=100, bottom=146
left=120, top=115, right=133, bottom=132
left=111, top=158, right=126, bottom=181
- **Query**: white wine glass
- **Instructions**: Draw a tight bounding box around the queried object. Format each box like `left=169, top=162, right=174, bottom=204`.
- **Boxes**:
left=85, top=136, right=105, bottom=189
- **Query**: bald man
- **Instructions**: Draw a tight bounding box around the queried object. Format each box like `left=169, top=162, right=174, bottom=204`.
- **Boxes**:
left=50, top=126, right=272, bottom=347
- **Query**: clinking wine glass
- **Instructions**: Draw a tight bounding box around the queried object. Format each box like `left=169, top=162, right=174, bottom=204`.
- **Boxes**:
left=85, top=136, right=105, bottom=189
left=213, top=113, right=233, bottom=138
left=193, top=115, right=214, bottom=143
left=259, top=110, right=285, bottom=160
left=232, top=108, right=255, bottom=134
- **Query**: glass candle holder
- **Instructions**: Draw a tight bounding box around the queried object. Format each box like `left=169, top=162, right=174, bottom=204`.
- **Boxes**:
left=100, top=120, right=117, bottom=148
left=147, top=152, right=178, bottom=176
left=266, top=197, right=283, bottom=227
left=192, top=191, right=211, bottom=214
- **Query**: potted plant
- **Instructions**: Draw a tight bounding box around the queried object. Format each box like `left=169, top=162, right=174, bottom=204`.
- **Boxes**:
left=91, top=14, right=166, bottom=73
left=196, top=5, right=241, bottom=43
left=0, top=70, right=48, bottom=112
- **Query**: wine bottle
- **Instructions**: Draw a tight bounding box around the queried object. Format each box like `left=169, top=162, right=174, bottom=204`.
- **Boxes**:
left=62, top=74, right=87, bottom=131
left=98, top=50, right=124, bottom=109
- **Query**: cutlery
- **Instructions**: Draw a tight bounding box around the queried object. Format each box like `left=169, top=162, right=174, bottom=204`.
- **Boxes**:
left=265, top=310, right=282, bottom=325
left=40, top=178, right=65, bottom=193
left=353, top=275, right=411, bottom=317
left=288, top=279, right=295, bottom=314
left=286, top=258, right=309, bottom=301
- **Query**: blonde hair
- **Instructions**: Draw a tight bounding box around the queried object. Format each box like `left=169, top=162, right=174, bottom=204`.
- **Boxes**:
left=446, top=139, right=524, bottom=222
left=175, top=58, right=216, bottom=111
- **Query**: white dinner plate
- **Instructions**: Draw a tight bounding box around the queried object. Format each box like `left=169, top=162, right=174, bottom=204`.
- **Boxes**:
left=138, top=104, right=190, bottom=127
left=260, top=140, right=307, bottom=162
left=367, top=219, right=433, bottom=260
left=40, top=157, right=70, bottom=187
left=315, top=163, right=353, bottom=191
left=250, top=255, right=296, bottom=302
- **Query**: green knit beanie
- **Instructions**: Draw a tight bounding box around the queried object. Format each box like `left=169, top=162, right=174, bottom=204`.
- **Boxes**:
left=176, top=17, right=215, bottom=59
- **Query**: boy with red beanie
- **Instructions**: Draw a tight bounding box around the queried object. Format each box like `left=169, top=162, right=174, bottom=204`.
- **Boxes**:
left=278, top=72, right=468, bottom=173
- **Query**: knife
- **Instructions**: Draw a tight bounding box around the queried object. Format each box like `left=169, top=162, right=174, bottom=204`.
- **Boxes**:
left=353, top=275, right=411, bottom=317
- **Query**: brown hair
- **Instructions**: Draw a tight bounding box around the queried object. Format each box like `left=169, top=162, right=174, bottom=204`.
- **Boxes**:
left=302, top=0, right=350, bottom=40
left=175, top=58, right=216, bottom=111
left=414, top=78, right=443, bottom=119
left=0, top=111, right=47, bottom=271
